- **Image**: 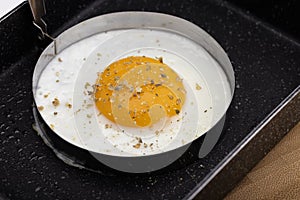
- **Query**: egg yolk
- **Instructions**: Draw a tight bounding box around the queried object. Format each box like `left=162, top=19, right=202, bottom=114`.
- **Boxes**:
left=94, top=56, right=186, bottom=127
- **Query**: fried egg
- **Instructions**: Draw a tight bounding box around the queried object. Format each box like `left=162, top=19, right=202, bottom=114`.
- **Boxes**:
left=35, top=28, right=231, bottom=156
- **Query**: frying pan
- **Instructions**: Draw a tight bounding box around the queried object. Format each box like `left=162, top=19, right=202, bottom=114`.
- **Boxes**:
left=29, top=0, right=235, bottom=173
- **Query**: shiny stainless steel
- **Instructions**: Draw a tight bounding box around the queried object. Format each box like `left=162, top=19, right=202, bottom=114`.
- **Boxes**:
left=28, top=0, right=47, bottom=36
left=28, top=0, right=57, bottom=54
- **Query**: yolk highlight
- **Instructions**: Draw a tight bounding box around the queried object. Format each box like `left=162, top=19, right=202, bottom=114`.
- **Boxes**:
left=94, top=56, right=185, bottom=127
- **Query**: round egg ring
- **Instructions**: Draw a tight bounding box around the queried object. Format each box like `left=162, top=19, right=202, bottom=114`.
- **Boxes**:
left=32, top=12, right=235, bottom=173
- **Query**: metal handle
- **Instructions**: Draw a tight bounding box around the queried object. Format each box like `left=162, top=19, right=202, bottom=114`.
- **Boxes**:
left=28, top=0, right=57, bottom=54
left=28, top=0, right=47, bottom=37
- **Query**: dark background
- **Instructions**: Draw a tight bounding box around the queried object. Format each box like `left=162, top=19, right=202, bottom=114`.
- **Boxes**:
left=229, top=0, right=300, bottom=41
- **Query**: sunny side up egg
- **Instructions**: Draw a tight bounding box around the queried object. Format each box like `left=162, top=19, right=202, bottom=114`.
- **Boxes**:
left=35, top=29, right=217, bottom=156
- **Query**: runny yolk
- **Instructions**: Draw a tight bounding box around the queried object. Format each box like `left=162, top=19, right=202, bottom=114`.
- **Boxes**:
left=94, top=56, right=186, bottom=127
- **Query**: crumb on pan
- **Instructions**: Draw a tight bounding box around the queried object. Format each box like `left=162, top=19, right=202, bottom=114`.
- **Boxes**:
left=196, top=83, right=202, bottom=90
left=52, top=98, right=60, bottom=107
left=137, top=137, right=143, bottom=143
left=85, top=82, right=91, bottom=89
left=66, top=103, right=72, bottom=108
left=133, top=143, right=141, bottom=149
left=158, top=57, right=163, bottom=63
left=105, top=124, right=112, bottom=129
left=50, top=124, right=55, bottom=129
left=37, top=106, right=44, bottom=111
left=87, top=114, right=92, bottom=118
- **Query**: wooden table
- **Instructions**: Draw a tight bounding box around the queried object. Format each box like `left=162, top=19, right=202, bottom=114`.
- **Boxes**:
left=226, top=121, right=300, bottom=199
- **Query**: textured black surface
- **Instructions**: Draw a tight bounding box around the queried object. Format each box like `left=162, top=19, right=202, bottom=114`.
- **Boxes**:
left=0, top=2, right=39, bottom=75
left=0, top=0, right=300, bottom=199
left=228, top=0, right=300, bottom=41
